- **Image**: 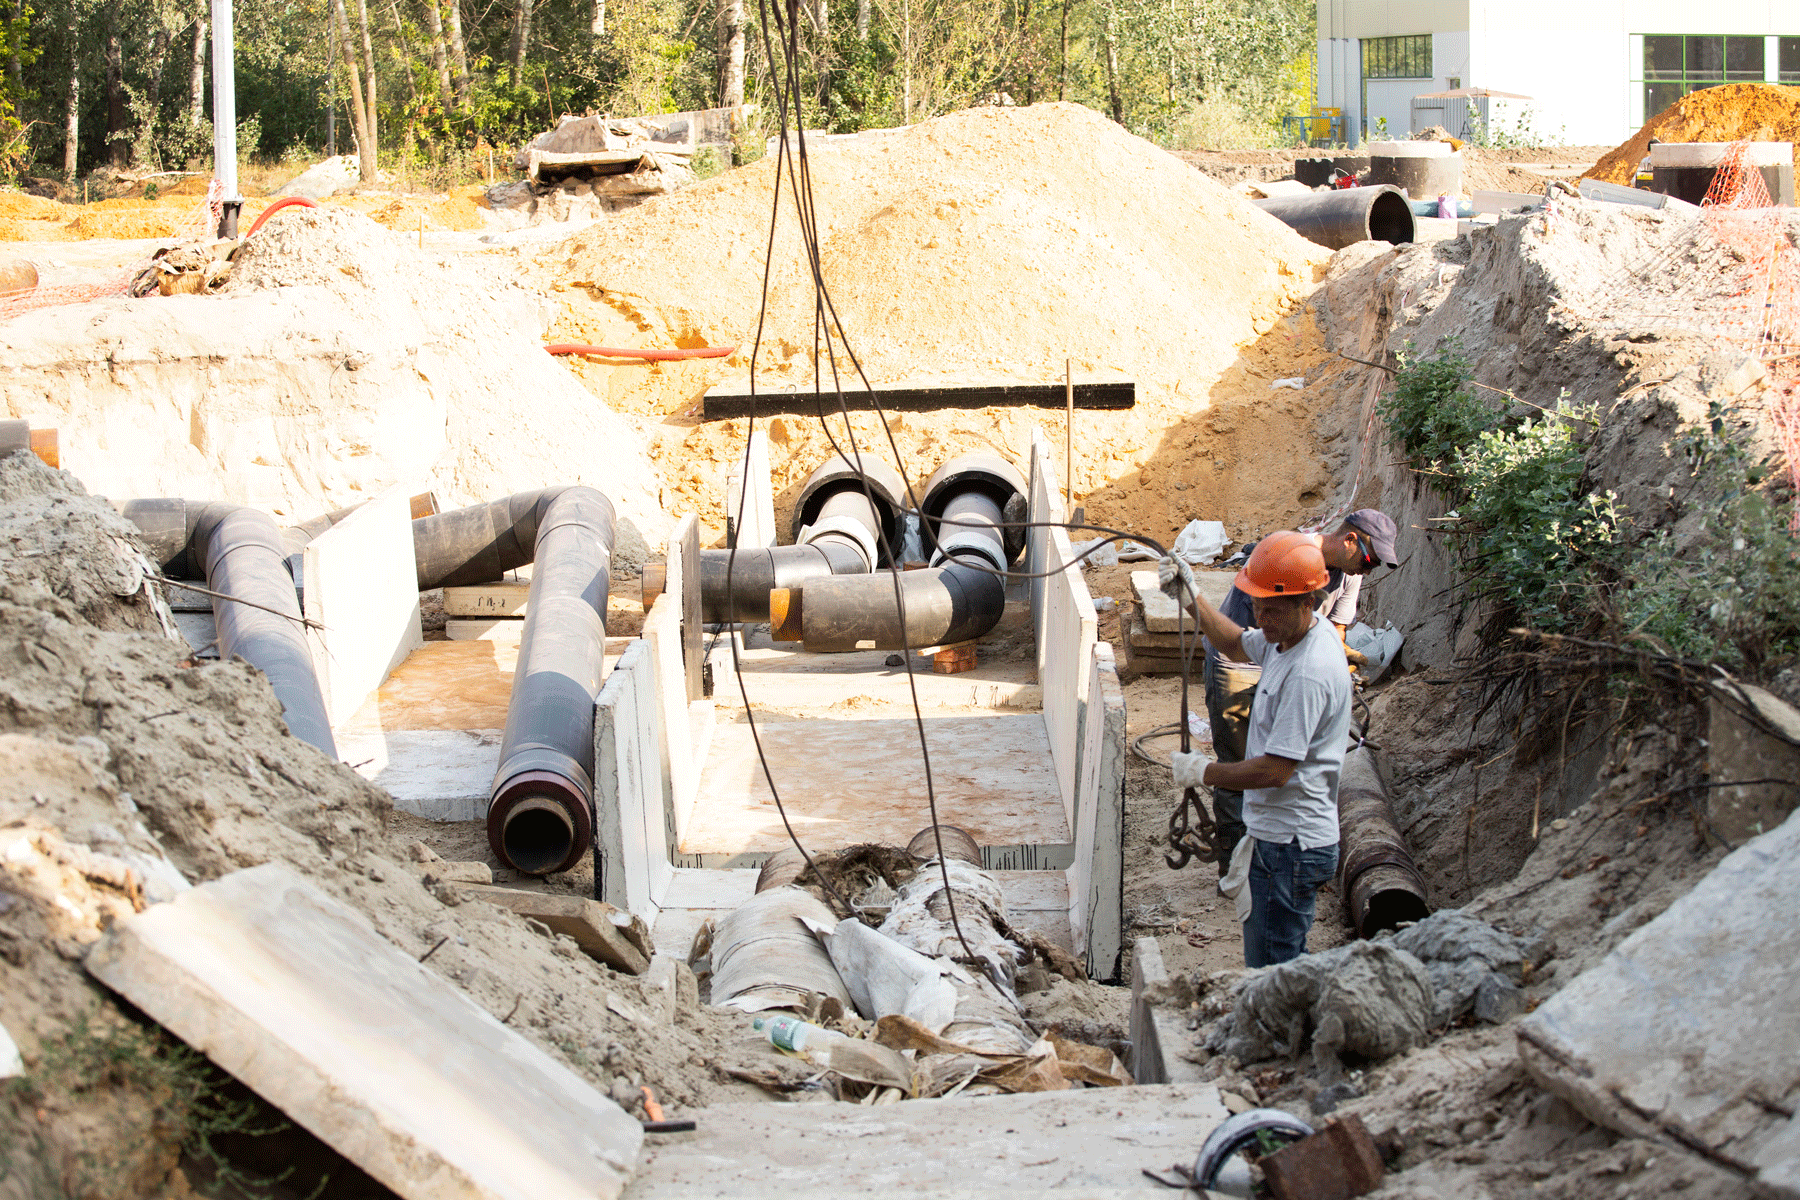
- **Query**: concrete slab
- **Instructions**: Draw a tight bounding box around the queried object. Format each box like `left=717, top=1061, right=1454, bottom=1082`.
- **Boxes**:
left=648, top=867, right=758, bottom=961
left=1129, top=570, right=1234, bottom=634
left=1517, top=808, right=1800, bottom=1196
left=681, top=713, right=1070, bottom=863
left=338, top=728, right=501, bottom=821
left=172, top=610, right=218, bottom=658
left=595, top=640, right=673, bottom=919
left=706, top=627, right=1041, bottom=712
left=994, top=870, right=1073, bottom=955
left=624, top=1081, right=1227, bottom=1197
left=86, top=862, right=642, bottom=1200
left=303, top=489, right=424, bottom=726
left=446, top=618, right=526, bottom=643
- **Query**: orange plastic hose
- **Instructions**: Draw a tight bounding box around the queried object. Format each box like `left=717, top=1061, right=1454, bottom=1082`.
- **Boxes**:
left=245, top=196, right=320, bottom=237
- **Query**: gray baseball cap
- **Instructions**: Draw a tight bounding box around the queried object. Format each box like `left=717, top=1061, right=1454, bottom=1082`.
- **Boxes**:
left=1344, top=509, right=1399, bottom=568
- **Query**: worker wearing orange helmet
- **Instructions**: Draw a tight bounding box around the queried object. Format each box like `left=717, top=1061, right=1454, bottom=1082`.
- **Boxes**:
left=1193, top=511, right=1397, bottom=871
left=1159, top=531, right=1363, bottom=967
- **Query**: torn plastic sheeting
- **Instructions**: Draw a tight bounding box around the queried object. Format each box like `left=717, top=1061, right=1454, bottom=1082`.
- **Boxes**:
left=1346, top=622, right=1403, bottom=684
left=0, top=1021, right=20, bottom=1078
left=709, top=887, right=852, bottom=1015
left=804, top=916, right=959, bottom=1033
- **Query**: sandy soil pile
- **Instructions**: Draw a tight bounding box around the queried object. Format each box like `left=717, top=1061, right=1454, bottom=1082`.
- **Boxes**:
left=1586, top=82, right=1800, bottom=186
left=540, top=102, right=1337, bottom=551
left=2, top=205, right=667, bottom=562
left=331, top=185, right=493, bottom=233
left=0, top=452, right=754, bottom=1197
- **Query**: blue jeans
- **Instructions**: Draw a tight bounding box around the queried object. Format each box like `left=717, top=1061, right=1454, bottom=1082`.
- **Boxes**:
left=1243, top=837, right=1339, bottom=969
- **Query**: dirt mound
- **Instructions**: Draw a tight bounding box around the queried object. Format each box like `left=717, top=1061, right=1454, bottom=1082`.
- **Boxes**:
left=1586, top=82, right=1800, bottom=186
left=333, top=187, right=490, bottom=233
left=541, top=102, right=1333, bottom=550
left=0, top=192, right=66, bottom=220
left=0, top=453, right=749, bottom=1196
left=227, top=201, right=418, bottom=293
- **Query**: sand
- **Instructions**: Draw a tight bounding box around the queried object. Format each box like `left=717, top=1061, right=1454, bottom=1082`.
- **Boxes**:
left=539, top=102, right=1336, bottom=551
left=1586, top=82, right=1800, bottom=186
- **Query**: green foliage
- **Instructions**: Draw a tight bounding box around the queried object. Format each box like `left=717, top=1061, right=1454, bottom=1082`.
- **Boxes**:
left=2, top=1009, right=323, bottom=1199
left=1451, top=401, right=1620, bottom=632
left=1621, top=399, right=1800, bottom=672
left=1462, top=104, right=1565, bottom=151
left=1378, top=339, right=1503, bottom=473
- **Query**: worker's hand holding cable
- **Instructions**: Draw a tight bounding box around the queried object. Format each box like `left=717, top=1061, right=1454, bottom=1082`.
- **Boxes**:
left=1157, top=553, right=1197, bottom=605
left=1170, top=749, right=1213, bottom=791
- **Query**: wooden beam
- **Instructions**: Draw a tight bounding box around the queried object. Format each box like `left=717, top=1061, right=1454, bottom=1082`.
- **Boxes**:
left=702, top=377, right=1135, bottom=421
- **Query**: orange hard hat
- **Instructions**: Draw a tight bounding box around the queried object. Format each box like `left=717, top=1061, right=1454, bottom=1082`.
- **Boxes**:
left=1235, top=531, right=1329, bottom=597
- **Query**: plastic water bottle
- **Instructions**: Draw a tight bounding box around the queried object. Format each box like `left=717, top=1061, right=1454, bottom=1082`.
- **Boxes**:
left=753, top=1014, right=837, bottom=1053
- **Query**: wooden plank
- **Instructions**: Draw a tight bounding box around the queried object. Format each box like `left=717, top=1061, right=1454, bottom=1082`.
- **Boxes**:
left=443, top=582, right=531, bottom=617
left=703, top=377, right=1135, bottom=421
left=445, top=617, right=525, bottom=643
left=455, top=885, right=652, bottom=974
left=678, top=516, right=703, bottom=703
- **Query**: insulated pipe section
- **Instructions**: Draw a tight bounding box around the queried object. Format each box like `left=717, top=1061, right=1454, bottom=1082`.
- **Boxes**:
left=119, top=499, right=336, bottom=757
left=1338, top=747, right=1430, bottom=938
left=772, top=560, right=1005, bottom=653
left=691, top=452, right=907, bottom=623
left=919, top=453, right=1028, bottom=568
left=698, top=540, right=866, bottom=624
left=1251, top=185, right=1415, bottom=251
left=407, top=488, right=618, bottom=877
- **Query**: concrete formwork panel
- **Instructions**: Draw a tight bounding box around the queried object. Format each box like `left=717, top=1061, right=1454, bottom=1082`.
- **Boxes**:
left=595, top=639, right=673, bottom=917
left=86, top=863, right=642, bottom=1200
left=303, top=488, right=424, bottom=728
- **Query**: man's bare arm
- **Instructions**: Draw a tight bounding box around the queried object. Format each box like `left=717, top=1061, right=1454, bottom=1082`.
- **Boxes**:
left=1205, top=753, right=1298, bottom=791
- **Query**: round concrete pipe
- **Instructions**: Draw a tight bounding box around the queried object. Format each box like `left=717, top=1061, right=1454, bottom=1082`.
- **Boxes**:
left=1251, top=185, right=1415, bottom=251
left=479, top=487, right=615, bottom=875
left=1338, top=747, right=1430, bottom=937
left=119, top=498, right=336, bottom=756
left=777, top=559, right=1006, bottom=653
left=920, top=453, right=1028, bottom=566
left=792, top=452, right=909, bottom=560
left=697, top=540, right=868, bottom=624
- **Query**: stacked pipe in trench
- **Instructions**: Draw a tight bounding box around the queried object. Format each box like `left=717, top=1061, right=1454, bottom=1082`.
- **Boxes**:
left=694, top=452, right=907, bottom=623
left=770, top=453, right=1025, bottom=652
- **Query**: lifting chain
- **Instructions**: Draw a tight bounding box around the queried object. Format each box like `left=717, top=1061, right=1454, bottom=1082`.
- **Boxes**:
left=1164, top=784, right=1220, bottom=871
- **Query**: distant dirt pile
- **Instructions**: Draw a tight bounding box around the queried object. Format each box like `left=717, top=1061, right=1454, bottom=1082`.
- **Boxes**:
left=1587, top=82, right=1800, bottom=186
left=542, top=102, right=1339, bottom=549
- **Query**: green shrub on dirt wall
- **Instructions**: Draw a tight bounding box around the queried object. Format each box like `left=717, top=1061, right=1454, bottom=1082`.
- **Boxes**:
left=1621, top=398, right=1800, bottom=675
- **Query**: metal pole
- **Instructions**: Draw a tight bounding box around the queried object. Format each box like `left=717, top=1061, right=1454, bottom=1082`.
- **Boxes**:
left=325, top=12, right=336, bottom=157
left=210, top=0, right=240, bottom=235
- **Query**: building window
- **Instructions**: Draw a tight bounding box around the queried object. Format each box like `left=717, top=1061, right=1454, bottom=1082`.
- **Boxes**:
left=1638, top=34, right=1775, bottom=116
left=1363, top=35, right=1432, bottom=81
left=1782, top=37, right=1800, bottom=82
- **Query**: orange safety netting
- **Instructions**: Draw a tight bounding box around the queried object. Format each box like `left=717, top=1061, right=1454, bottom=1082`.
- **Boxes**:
left=0, top=181, right=225, bottom=323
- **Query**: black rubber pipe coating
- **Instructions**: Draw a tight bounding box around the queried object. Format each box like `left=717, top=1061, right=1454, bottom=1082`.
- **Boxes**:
left=120, top=499, right=337, bottom=757
left=1251, top=185, right=1416, bottom=251
left=464, top=487, right=616, bottom=876
left=1337, top=750, right=1431, bottom=938
left=699, top=541, right=867, bottom=623
left=796, top=560, right=1005, bottom=652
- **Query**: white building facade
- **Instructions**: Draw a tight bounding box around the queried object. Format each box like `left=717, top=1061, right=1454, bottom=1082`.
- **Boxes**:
left=1317, top=1, right=1800, bottom=146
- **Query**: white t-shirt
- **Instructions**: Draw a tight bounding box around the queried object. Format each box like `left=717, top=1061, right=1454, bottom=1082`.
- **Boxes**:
left=1238, top=616, right=1352, bottom=850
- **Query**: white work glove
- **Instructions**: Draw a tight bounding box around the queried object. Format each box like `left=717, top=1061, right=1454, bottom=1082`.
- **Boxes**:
left=1170, top=750, right=1213, bottom=791
left=1157, top=553, right=1197, bottom=604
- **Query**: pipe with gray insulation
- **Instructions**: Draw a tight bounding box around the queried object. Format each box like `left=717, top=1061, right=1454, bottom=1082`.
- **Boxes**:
left=772, top=452, right=1024, bottom=653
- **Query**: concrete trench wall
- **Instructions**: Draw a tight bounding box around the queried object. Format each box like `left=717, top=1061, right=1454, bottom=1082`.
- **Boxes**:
left=591, top=436, right=1125, bottom=978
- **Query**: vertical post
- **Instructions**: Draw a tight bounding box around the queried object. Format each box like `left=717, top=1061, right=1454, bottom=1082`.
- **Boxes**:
left=325, top=12, right=336, bottom=156
left=210, top=0, right=239, bottom=234
left=1064, top=357, right=1074, bottom=519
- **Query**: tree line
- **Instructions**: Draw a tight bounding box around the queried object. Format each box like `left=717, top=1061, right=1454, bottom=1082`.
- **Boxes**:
left=0, top=0, right=1312, bottom=183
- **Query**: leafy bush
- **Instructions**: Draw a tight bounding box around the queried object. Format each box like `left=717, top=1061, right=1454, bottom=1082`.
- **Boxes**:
left=1378, top=339, right=1503, bottom=474
left=1621, top=399, right=1800, bottom=672
left=1451, top=401, right=1620, bottom=632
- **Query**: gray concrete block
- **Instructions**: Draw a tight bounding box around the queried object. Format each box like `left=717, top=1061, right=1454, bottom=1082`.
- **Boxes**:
left=1517, top=808, right=1800, bottom=1197
left=86, top=862, right=642, bottom=1200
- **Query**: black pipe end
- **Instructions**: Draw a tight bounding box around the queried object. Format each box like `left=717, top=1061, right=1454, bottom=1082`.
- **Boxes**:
left=1367, top=189, right=1416, bottom=245
left=793, top=454, right=908, bottom=549
left=1359, top=888, right=1432, bottom=938
left=488, top=771, right=592, bottom=876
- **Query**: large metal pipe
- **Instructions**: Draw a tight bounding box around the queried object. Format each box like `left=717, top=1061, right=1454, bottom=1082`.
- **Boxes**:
left=121, top=499, right=336, bottom=757
left=408, top=489, right=617, bottom=876
left=772, top=452, right=1024, bottom=653
left=1338, top=746, right=1430, bottom=938
left=1251, top=185, right=1415, bottom=251
left=692, top=452, right=908, bottom=624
